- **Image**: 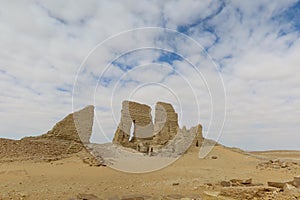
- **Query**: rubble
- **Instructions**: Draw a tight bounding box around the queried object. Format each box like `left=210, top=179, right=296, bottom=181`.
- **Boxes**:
left=219, top=186, right=280, bottom=200
left=219, top=178, right=253, bottom=187
left=268, top=175, right=300, bottom=189
left=257, top=159, right=300, bottom=170
left=294, top=175, right=300, bottom=188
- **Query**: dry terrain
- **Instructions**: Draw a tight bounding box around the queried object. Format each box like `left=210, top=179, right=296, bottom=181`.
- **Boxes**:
left=0, top=143, right=300, bottom=200
left=1, top=105, right=299, bottom=199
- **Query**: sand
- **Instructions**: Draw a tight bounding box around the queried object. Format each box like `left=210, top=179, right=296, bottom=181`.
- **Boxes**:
left=1, top=145, right=300, bottom=199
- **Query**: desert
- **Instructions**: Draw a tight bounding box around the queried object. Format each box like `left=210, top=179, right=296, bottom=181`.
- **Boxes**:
left=1, top=1, right=300, bottom=200
left=1, top=103, right=299, bottom=200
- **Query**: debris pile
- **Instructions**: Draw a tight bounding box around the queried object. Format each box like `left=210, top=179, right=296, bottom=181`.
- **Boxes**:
left=257, top=159, right=300, bottom=170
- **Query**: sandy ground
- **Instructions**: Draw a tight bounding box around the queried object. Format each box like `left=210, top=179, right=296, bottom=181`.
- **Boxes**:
left=1, top=145, right=300, bottom=200
left=251, top=150, right=300, bottom=161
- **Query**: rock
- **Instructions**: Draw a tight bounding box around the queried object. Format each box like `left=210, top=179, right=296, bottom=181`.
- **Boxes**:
left=230, top=178, right=252, bottom=186
left=258, top=159, right=300, bottom=171
left=185, top=195, right=202, bottom=200
left=220, top=181, right=231, bottom=187
left=172, top=182, right=179, bottom=186
left=281, top=162, right=288, bottom=168
left=211, top=156, right=218, bottom=159
left=203, top=191, right=220, bottom=197
left=284, top=183, right=296, bottom=191
left=268, top=181, right=291, bottom=189
left=82, top=157, right=90, bottom=164
left=121, top=197, right=144, bottom=200
left=82, top=157, right=105, bottom=167
left=18, top=192, right=28, bottom=198
left=121, top=195, right=151, bottom=200
left=293, top=175, right=300, bottom=188
left=156, top=123, right=204, bottom=157
left=220, top=178, right=252, bottom=187
left=220, top=186, right=280, bottom=200
left=181, top=198, right=199, bottom=200
left=163, top=194, right=183, bottom=200
left=77, top=193, right=101, bottom=200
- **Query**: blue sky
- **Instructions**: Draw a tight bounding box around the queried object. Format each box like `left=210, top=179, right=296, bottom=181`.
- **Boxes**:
left=0, top=0, right=300, bottom=151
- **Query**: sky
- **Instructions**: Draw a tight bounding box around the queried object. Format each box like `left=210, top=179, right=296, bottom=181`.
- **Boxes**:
left=0, top=0, right=300, bottom=151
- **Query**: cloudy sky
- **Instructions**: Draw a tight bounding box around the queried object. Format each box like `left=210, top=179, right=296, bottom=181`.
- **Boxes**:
left=1, top=0, right=300, bottom=151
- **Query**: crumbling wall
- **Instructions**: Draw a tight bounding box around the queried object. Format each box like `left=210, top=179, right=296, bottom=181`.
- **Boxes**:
left=153, top=102, right=179, bottom=145
left=192, top=124, right=203, bottom=147
left=112, top=100, right=203, bottom=154
left=36, top=105, right=94, bottom=154
left=113, top=101, right=182, bottom=152
left=155, top=124, right=204, bottom=157
left=41, top=105, right=94, bottom=144
left=112, top=101, right=154, bottom=146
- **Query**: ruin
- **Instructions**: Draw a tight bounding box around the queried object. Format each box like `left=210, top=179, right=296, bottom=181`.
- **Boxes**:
left=41, top=105, right=94, bottom=144
left=112, top=101, right=154, bottom=149
left=153, top=102, right=179, bottom=145
left=113, top=100, right=203, bottom=154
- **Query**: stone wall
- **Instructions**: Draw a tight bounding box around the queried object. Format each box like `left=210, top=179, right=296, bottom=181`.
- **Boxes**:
left=191, top=124, right=204, bottom=147
left=41, top=105, right=94, bottom=144
left=153, top=102, right=179, bottom=145
left=112, top=101, right=154, bottom=147
left=113, top=101, right=184, bottom=153
left=32, top=105, right=95, bottom=155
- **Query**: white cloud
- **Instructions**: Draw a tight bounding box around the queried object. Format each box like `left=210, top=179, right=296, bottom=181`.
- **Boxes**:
left=0, top=0, right=299, bottom=151
left=163, top=0, right=221, bottom=29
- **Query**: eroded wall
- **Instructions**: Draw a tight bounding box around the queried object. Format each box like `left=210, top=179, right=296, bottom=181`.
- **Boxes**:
left=112, top=101, right=154, bottom=146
